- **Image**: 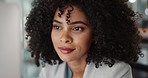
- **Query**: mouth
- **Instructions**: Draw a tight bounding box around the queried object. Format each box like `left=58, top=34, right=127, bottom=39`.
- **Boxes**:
left=58, top=47, right=75, bottom=54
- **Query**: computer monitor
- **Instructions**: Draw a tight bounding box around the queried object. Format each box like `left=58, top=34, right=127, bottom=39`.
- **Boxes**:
left=0, top=2, right=22, bottom=78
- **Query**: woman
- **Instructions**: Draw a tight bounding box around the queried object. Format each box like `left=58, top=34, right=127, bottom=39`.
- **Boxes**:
left=25, top=0, right=142, bottom=78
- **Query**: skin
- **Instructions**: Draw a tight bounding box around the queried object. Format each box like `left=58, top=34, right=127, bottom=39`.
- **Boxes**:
left=51, top=6, right=93, bottom=78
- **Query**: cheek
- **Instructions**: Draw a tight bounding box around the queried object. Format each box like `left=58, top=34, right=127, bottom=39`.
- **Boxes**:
left=81, top=32, right=92, bottom=44
left=82, top=39, right=92, bottom=50
left=76, top=34, right=92, bottom=51
left=51, top=31, right=54, bottom=42
left=51, top=31, right=57, bottom=44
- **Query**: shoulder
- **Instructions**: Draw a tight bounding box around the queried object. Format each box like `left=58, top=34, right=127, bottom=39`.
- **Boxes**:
left=106, top=62, right=132, bottom=78
left=39, top=62, right=66, bottom=78
left=84, top=61, right=133, bottom=78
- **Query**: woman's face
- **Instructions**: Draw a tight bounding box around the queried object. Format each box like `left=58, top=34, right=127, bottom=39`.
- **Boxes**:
left=51, top=6, right=92, bottom=63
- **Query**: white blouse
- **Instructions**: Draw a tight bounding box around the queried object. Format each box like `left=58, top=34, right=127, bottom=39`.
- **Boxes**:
left=39, top=61, right=133, bottom=78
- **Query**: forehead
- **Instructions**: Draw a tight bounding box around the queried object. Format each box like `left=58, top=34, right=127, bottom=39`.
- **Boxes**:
left=53, top=6, right=88, bottom=23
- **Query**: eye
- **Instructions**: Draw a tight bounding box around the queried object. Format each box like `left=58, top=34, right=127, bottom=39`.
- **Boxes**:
left=72, top=27, right=84, bottom=31
left=52, top=25, right=62, bottom=30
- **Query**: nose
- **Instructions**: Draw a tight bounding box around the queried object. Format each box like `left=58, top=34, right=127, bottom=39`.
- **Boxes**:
left=60, top=31, right=72, bottom=43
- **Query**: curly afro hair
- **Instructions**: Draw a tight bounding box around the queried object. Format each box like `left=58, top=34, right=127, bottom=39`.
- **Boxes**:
left=25, top=0, right=142, bottom=68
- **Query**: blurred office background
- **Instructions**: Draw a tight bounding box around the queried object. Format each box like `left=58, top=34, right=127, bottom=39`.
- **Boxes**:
left=0, top=0, right=148, bottom=78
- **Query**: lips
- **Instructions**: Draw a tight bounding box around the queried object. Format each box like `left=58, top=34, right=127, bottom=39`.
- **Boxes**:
left=58, top=47, right=75, bottom=54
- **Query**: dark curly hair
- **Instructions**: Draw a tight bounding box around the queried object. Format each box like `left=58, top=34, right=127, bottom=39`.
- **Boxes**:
left=25, top=0, right=142, bottom=68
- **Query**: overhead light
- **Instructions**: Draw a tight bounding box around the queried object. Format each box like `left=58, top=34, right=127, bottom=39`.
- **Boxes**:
left=145, top=8, right=148, bottom=16
left=129, top=0, right=136, bottom=3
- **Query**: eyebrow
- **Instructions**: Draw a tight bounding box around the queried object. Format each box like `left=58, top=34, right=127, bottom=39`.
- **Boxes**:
left=53, top=20, right=88, bottom=26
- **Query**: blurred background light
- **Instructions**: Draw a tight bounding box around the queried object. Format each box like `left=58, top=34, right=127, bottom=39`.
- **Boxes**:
left=145, top=8, right=148, bottom=15
left=129, top=0, right=136, bottom=3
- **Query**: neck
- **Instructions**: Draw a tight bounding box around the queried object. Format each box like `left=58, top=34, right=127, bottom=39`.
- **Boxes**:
left=67, top=56, right=87, bottom=78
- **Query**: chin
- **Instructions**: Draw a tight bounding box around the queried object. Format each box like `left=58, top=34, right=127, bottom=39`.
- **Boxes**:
left=59, top=57, right=74, bottom=63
